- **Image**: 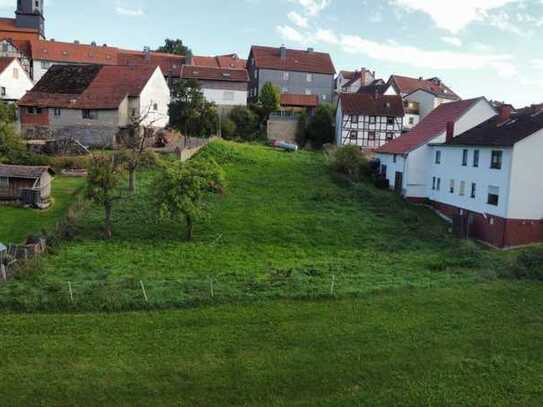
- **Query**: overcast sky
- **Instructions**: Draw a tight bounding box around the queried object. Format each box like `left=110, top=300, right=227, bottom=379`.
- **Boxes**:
left=1, top=0, right=543, bottom=107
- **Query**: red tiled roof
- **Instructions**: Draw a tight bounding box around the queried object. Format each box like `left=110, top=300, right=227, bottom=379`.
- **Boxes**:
left=376, top=98, right=483, bottom=155
left=281, top=93, right=319, bottom=107
left=192, top=54, right=246, bottom=69
left=389, top=75, right=460, bottom=100
left=340, top=94, right=404, bottom=117
left=180, top=65, right=249, bottom=82
left=0, top=57, right=15, bottom=74
left=30, top=39, right=119, bottom=64
left=19, top=64, right=159, bottom=109
left=118, top=50, right=184, bottom=76
left=250, top=46, right=335, bottom=75
left=0, top=18, right=38, bottom=34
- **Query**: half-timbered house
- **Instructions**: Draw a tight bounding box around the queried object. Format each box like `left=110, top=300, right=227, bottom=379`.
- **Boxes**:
left=336, top=94, right=404, bottom=150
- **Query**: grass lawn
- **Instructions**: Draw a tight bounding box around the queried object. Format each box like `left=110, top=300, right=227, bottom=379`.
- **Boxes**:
left=1, top=283, right=543, bottom=406
left=0, top=141, right=511, bottom=311
left=0, top=176, right=85, bottom=244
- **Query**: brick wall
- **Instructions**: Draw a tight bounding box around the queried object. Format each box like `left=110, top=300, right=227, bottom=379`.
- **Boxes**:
left=431, top=200, right=543, bottom=248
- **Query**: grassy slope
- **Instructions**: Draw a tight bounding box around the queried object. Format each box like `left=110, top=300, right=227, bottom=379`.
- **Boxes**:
left=1, top=142, right=508, bottom=310
left=1, top=283, right=543, bottom=406
left=0, top=176, right=85, bottom=243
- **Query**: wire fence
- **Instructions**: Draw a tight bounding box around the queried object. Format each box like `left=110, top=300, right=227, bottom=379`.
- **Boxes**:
left=0, top=272, right=475, bottom=312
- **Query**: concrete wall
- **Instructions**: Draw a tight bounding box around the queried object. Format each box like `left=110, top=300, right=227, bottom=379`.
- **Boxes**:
left=202, top=88, right=248, bottom=107
left=267, top=118, right=297, bottom=143
left=0, top=59, right=33, bottom=101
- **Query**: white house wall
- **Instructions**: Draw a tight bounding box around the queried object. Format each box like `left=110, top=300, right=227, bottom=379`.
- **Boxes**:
left=202, top=88, right=248, bottom=107
left=376, top=153, right=407, bottom=191
left=507, top=129, right=543, bottom=219
left=138, top=68, right=170, bottom=128
left=428, top=146, right=513, bottom=218
left=0, top=59, right=33, bottom=101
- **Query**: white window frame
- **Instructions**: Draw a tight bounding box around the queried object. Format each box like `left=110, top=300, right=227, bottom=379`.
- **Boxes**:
left=306, top=73, right=313, bottom=82
left=283, top=72, right=289, bottom=81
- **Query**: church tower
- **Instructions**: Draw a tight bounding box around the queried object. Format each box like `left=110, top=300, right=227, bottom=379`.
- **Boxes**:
left=15, top=0, right=45, bottom=39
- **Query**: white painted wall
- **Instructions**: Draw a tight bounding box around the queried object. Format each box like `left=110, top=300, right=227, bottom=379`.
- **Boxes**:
left=138, top=67, right=170, bottom=128
left=0, top=59, right=33, bottom=101
left=428, top=146, right=513, bottom=218
left=507, top=129, right=543, bottom=219
left=202, top=88, right=248, bottom=107
left=377, top=153, right=407, bottom=192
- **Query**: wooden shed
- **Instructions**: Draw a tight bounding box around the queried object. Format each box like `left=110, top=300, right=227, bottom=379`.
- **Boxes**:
left=0, top=165, right=55, bottom=208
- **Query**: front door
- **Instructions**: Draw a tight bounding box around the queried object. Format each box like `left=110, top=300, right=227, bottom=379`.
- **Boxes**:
left=394, top=172, right=403, bottom=194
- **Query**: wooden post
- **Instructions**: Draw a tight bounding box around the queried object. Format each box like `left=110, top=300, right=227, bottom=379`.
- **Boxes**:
left=330, top=274, right=336, bottom=296
left=1, top=264, right=6, bottom=281
left=68, top=281, right=74, bottom=303
left=140, top=280, right=149, bottom=302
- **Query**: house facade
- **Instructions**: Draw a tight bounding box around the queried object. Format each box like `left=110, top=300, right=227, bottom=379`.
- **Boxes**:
left=385, top=75, right=460, bottom=129
left=247, top=45, right=335, bottom=106
left=375, top=98, right=496, bottom=199
left=18, top=64, right=170, bottom=147
left=0, top=57, right=33, bottom=102
left=336, top=94, right=404, bottom=150
left=427, top=109, right=543, bottom=248
left=180, top=65, right=248, bottom=114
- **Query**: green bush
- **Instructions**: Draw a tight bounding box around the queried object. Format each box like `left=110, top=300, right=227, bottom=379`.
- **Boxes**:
left=228, top=106, right=260, bottom=141
left=221, top=118, right=237, bottom=140
left=306, top=103, right=335, bottom=148
left=330, top=145, right=370, bottom=181
left=512, top=248, right=543, bottom=280
left=295, top=112, right=308, bottom=147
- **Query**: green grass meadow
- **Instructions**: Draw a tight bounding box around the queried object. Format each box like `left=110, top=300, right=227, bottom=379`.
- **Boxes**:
left=0, top=176, right=85, bottom=244
left=0, top=142, right=508, bottom=311
left=1, top=283, right=543, bottom=406
left=1, top=141, right=542, bottom=405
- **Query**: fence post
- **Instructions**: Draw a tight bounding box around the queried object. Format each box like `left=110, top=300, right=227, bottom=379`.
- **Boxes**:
left=140, top=280, right=149, bottom=303
left=68, top=281, right=74, bottom=303
left=330, top=274, right=336, bottom=296
left=1, top=264, right=6, bottom=281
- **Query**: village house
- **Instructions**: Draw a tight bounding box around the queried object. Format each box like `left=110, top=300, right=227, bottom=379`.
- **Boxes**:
left=336, top=68, right=376, bottom=94
left=336, top=94, right=404, bottom=150
left=427, top=108, right=543, bottom=248
left=247, top=45, right=335, bottom=107
left=0, top=164, right=54, bottom=208
left=180, top=65, right=249, bottom=114
left=375, top=98, right=496, bottom=199
left=0, top=57, right=33, bottom=102
left=17, top=64, right=170, bottom=147
left=0, top=0, right=184, bottom=85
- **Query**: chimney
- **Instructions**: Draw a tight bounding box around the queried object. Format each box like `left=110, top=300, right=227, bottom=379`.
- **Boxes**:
left=143, top=46, right=151, bottom=61
left=306, top=47, right=314, bottom=53
left=498, top=104, right=513, bottom=122
left=446, top=121, right=455, bottom=143
left=74, top=40, right=80, bottom=44
left=280, top=45, right=287, bottom=60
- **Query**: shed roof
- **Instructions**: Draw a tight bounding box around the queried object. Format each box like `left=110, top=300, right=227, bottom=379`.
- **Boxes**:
left=281, top=93, right=319, bottom=107
left=0, top=164, right=54, bottom=179
left=180, top=65, right=249, bottom=82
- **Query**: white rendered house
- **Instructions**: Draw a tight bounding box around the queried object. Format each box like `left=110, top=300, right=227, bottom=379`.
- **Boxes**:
left=0, top=57, right=33, bottom=102
left=427, top=107, right=543, bottom=248
left=375, top=97, right=496, bottom=199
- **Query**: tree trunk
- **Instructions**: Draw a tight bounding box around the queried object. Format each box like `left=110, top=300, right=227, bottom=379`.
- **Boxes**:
left=128, top=168, right=136, bottom=193
left=104, top=202, right=112, bottom=240
left=186, top=216, right=193, bottom=241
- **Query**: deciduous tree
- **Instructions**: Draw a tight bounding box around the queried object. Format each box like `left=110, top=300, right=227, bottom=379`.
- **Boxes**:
left=86, top=153, right=125, bottom=239
left=153, top=159, right=224, bottom=241
left=259, top=82, right=281, bottom=121
left=156, top=38, right=191, bottom=56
